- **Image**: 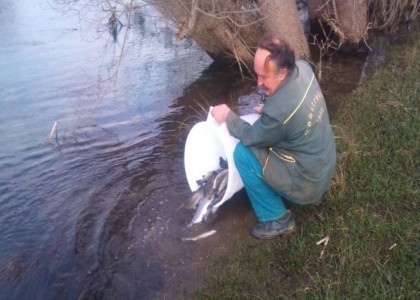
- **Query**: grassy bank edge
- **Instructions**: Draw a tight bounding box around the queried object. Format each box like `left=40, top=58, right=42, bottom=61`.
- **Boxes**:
left=193, top=33, right=420, bottom=299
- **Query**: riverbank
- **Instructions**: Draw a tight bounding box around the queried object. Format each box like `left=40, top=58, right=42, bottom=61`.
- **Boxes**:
left=194, top=34, right=419, bottom=298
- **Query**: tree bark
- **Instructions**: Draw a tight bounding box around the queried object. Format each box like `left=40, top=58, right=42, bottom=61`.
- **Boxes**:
left=308, top=0, right=368, bottom=44
left=336, top=0, right=368, bottom=43
left=259, top=0, right=310, bottom=59
left=149, top=0, right=263, bottom=65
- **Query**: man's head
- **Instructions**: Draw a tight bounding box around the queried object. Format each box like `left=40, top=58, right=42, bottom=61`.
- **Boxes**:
left=254, top=35, right=295, bottom=97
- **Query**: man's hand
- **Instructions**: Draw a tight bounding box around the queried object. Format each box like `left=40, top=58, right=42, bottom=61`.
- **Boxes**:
left=253, top=104, right=264, bottom=114
left=211, top=104, right=231, bottom=124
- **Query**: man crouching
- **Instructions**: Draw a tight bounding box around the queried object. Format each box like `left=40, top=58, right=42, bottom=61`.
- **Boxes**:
left=211, top=35, right=336, bottom=239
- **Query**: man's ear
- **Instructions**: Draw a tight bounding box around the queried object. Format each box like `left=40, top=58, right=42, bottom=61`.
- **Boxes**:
left=278, top=68, right=289, bottom=82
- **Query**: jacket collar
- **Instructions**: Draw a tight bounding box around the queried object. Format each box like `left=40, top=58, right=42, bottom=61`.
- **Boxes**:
left=268, top=64, right=298, bottom=100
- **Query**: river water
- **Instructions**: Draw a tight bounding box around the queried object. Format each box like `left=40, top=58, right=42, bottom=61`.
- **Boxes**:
left=0, top=0, right=380, bottom=299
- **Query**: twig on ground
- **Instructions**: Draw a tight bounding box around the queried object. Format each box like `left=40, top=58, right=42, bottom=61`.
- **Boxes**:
left=316, top=235, right=330, bottom=259
left=389, top=243, right=397, bottom=250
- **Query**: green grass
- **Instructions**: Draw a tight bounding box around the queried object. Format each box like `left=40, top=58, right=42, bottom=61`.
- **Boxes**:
left=194, top=34, right=420, bottom=299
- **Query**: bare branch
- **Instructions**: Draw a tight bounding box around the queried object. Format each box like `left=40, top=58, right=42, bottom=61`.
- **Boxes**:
left=176, top=0, right=200, bottom=40
left=113, top=0, right=134, bottom=85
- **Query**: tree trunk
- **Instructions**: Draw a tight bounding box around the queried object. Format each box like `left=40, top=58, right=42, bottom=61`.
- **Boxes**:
left=337, top=0, right=368, bottom=43
left=259, top=0, right=310, bottom=59
left=308, top=0, right=368, bottom=44
left=148, top=0, right=263, bottom=65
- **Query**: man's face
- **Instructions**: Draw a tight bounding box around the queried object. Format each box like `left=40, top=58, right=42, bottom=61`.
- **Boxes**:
left=254, top=48, right=287, bottom=97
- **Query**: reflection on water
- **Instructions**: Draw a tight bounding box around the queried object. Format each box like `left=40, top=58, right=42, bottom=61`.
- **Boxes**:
left=0, top=0, right=384, bottom=299
left=0, top=0, right=212, bottom=298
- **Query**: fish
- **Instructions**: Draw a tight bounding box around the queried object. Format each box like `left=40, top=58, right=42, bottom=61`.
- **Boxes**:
left=204, top=169, right=229, bottom=223
left=185, top=156, right=229, bottom=226
left=181, top=229, right=217, bottom=242
left=188, top=167, right=229, bottom=226
left=183, top=170, right=215, bottom=210
left=188, top=194, right=214, bottom=226
left=212, top=169, right=228, bottom=200
left=183, top=188, right=205, bottom=210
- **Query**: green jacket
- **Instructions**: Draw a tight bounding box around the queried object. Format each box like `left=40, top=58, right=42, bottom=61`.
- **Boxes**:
left=226, top=60, right=336, bottom=204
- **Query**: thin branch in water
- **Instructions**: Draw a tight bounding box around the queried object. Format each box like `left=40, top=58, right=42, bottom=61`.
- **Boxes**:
left=48, top=120, right=59, bottom=144
left=113, top=0, right=135, bottom=85
left=174, top=116, right=203, bottom=133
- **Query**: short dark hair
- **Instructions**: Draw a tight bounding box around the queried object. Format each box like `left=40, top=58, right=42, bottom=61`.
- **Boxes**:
left=258, top=34, right=295, bottom=72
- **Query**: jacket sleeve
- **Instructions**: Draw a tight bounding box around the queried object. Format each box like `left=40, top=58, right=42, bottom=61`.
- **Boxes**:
left=226, top=110, right=287, bottom=147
